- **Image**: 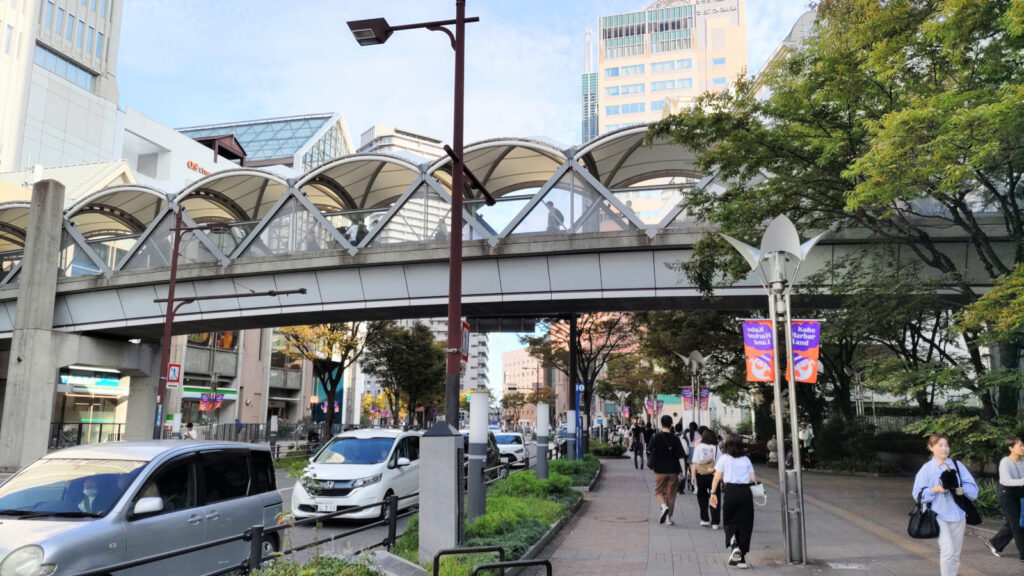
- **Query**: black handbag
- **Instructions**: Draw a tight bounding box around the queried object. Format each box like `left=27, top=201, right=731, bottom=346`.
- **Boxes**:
left=908, top=488, right=940, bottom=539
left=953, top=461, right=983, bottom=526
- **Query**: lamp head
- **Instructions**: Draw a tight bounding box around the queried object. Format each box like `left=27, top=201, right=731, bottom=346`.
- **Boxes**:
left=347, top=18, right=393, bottom=46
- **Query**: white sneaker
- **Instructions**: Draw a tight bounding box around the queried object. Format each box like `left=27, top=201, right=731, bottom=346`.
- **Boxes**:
left=711, top=524, right=720, bottom=530
left=727, top=548, right=741, bottom=566
left=659, top=505, right=669, bottom=524
left=666, top=518, right=675, bottom=526
left=736, top=560, right=749, bottom=569
left=699, top=521, right=710, bottom=527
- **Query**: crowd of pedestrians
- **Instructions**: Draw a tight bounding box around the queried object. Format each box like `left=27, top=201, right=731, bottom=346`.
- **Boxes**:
left=627, top=415, right=756, bottom=569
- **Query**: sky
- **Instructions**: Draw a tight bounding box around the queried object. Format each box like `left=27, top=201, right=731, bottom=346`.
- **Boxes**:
left=116, top=1, right=814, bottom=398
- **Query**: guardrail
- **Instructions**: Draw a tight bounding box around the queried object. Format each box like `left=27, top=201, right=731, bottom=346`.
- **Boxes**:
left=71, top=493, right=417, bottom=576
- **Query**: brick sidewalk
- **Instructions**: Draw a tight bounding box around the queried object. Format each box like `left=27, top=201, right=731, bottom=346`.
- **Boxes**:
left=524, top=455, right=1014, bottom=575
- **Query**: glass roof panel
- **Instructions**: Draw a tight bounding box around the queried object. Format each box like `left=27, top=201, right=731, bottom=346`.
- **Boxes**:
left=179, top=115, right=334, bottom=161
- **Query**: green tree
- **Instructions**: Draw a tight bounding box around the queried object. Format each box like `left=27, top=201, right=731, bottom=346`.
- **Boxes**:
left=648, top=0, right=1024, bottom=414
left=362, top=322, right=446, bottom=428
left=502, top=392, right=528, bottom=425
left=280, top=321, right=387, bottom=434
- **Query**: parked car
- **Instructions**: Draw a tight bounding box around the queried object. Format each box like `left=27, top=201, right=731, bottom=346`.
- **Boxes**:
left=0, top=441, right=281, bottom=576
left=460, top=430, right=502, bottom=482
left=291, top=428, right=421, bottom=521
left=494, top=432, right=529, bottom=468
left=487, top=425, right=502, bottom=433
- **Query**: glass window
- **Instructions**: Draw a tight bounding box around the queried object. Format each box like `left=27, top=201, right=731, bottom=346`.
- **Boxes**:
left=495, top=434, right=524, bottom=445
left=679, top=78, right=693, bottom=88
left=0, top=458, right=146, bottom=517
left=86, top=26, right=93, bottom=52
left=188, top=333, right=211, bottom=347
left=250, top=451, right=275, bottom=495
left=200, top=452, right=249, bottom=504
left=605, top=105, right=620, bottom=115
left=100, top=0, right=106, bottom=17
left=605, top=67, right=619, bottom=77
left=95, top=31, right=102, bottom=57
left=677, top=59, right=692, bottom=69
left=215, top=331, right=237, bottom=351
left=713, top=77, right=727, bottom=86
left=80, top=0, right=86, bottom=5
left=77, top=20, right=84, bottom=46
left=56, top=7, right=64, bottom=34
left=134, top=458, right=195, bottom=515
left=393, top=436, right=420, bottom=464
left=314, top=436, right=396, bottom=465
left=712, top=57, right=726, bottom=66
left=651, top=80, right=675, bottom=92
left=44, top=2, right=53, bottom=29
left=66, top=13, right=73, bottom=40
left=90, top=0, right=96, bottom=11
left=606, top=124, right=620, bottom=131
left=605, top=86, right=619, bottom=97
left=651, top=100, right=665, bottom=111
left=3, top=25, right=11, bottom=54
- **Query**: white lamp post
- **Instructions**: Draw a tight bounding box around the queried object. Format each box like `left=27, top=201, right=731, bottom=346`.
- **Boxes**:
left=721, top=214, right=826, bottom=565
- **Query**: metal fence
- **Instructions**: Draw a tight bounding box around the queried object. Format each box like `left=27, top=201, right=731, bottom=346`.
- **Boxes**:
left=48, top=422, right=124, bottom=449
left=855, top=414, right=921, bottom=433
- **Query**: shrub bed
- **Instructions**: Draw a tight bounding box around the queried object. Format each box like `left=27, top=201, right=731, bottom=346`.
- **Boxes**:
left=252, top=556, right=382, bottom=576
left=975, top=478, right=1000, bottom=518
left=590, top=441, right=627, bottom=458
left=549, top=454, right=600, bottom=486
left=394, top=470, right=583, bottom=576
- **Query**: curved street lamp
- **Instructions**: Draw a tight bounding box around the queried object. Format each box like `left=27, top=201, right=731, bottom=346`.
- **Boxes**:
left=721, top=214, right=826, bottom=566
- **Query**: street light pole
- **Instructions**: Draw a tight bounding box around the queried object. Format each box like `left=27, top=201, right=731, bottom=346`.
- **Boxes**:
left=154, top=206, right=186, bottom=439
left=721, top=215, right=826, bottom=565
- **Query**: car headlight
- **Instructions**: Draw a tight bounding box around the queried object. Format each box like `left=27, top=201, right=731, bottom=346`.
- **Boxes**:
left=1, top=546, right=53, bottom=576
left=352, top=474, right=382, bottom=488
left=300, top=475, right=316, bottom=492
left=515, top=448, right=525, bottom=454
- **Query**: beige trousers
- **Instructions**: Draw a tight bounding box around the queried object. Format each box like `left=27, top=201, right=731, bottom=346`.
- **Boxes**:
left=937, top=518, right=965, bottom=576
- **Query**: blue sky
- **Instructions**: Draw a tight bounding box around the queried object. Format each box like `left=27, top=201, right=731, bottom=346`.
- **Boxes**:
left=116, top=1, right=814, bottom=398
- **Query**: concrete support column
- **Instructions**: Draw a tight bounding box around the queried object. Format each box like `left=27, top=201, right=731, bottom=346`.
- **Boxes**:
left=0, top=180, right=65, bottom=472
left=125, top=372, right=158, bottom=441
left=536, top=402, right=549, bottom=480
left=419, top=422, right=463, bottom=562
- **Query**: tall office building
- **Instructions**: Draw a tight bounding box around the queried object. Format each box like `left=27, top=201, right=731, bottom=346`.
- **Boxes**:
left=1, top=0, right=123, bottom=172
left=596, top=0, right=747, bottom=134
left=358, top=124, right=444, bottom=160
left=580, top=30, right=598, bottom=144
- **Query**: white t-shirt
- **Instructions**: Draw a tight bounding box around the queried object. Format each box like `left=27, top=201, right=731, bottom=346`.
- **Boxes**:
left=714, top=454, right=754, bottom=484
left=692, top=443, right=721, bottom=466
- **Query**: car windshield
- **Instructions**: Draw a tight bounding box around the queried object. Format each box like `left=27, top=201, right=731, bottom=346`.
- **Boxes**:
left=314, top=437, right=395, bottom=465
left=0, top=458, right=146, bottom=517
left=494, top=434, right=523, bottom=445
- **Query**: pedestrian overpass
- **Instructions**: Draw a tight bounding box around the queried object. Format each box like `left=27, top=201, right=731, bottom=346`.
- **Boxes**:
left=0, top=126, right=1006, bottom=342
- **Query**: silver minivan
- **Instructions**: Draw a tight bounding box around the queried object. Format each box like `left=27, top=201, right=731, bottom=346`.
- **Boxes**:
left=0, top=441, right=282, bottom=576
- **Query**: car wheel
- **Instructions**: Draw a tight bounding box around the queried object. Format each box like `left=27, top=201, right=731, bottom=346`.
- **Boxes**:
left=380, top=489, right=395, bottom=521
left=262, top=534, right=280, bottom=557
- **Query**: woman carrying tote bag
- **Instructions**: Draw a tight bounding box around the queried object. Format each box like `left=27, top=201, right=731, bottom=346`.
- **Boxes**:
left=911, top=433, right=980, bottom=576
left=710, top=434, right=756, bottom=569
left=691, top=429, right=722, bottom=529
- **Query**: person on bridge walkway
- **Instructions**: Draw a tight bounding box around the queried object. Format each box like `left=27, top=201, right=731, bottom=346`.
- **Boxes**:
left=710, top=434, right=756, bottom=569
left=649, top=414, right=686, bottom=526
left=987, top=436, right=1024, bottom=562
left=545, top=201, right=565, bottom=232
left=912, top=433, right=979, bottom=576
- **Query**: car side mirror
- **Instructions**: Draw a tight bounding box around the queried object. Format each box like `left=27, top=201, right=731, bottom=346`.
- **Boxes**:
left=396, top=457, right=411, bottom=468
left=132, top=496, right=163, bottom=518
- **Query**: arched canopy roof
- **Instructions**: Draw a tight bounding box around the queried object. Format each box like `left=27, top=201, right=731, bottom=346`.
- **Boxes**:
left=175, top=169, right=289, bottom=223
left=296, top=154, right=421, bottom=211
left=574, top=125, right=702, bottom=189
left=0, top=202, right=31, bottom=252
left=65, top=186, right=169, bottom=238
left=429, top=138, right=567, bottom=198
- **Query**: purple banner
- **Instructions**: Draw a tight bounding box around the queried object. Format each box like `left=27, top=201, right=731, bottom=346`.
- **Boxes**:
left=743, top=320, right=776, bottom=382
left=791, top=320, right=821, bottom=383
left=681, top=387, right=694, bottom=410
left=656, top=400, right=664, bottom=413
left=699, top=387, right=710, bottom=411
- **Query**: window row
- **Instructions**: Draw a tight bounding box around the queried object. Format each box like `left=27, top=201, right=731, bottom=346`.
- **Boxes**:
left=43, top=1, right=106, bottom=56
left=605, top=83, right=644, bottom=96
left=651, top=59, right=692, bottom=73
left=606, top=103, right=645, bottom=115
left=651, top=78, right=693, bottom=92
left=34, top=44, right=95, bottom=91
left=605, top=63, right=644, bottom=78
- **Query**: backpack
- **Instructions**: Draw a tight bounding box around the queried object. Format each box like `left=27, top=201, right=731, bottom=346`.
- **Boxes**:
left=696, top=445, right=717, bottom=475
left=646, top=433, right=658, bottom=470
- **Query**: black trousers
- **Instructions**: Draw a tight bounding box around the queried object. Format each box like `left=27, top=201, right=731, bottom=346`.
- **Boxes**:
left=696, top=472, right=720, bottom=524
left=992, top=486, right=1024, bottom=559
left=722, top=483, right=754, bottom=557
left=633, top=442, right=644, bottom=468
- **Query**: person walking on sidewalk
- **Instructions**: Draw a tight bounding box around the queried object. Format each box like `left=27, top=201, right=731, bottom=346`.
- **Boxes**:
left=631, top=421, right=645, bottom=469
left=710, top=434, right=756, bottom=569
left=691, top=429, right=722, bottom=530
left=650, top=414, right=687, bottom=526
left=986, top=436, right=1024, bottom=561
left=912, top=433, right=979, bottom=576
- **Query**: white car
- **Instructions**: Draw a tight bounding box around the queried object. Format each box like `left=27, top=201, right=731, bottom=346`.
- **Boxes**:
left=494, top=432, right=529, bottom=468
left=291, top=429, right=421, bottom=520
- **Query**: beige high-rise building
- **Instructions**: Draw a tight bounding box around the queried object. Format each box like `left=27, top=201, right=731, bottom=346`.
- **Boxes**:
left=596, top=0, right=747, bottom=135
left=1, top=0, right=123, bottom=172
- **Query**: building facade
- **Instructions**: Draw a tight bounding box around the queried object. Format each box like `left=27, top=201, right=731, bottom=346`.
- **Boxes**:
left=357, top=124, right=444, bottom=160
left=595, top=0, right=747, bottom=134
left=2, top=0, right=124, bottom=172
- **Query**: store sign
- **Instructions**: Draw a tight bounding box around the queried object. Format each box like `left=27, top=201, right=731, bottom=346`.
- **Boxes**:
left=60, top=373, right=128, bottom=397
left=186, top=160, right=211, bottom=176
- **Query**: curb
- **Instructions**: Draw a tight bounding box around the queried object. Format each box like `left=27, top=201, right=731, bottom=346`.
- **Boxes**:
left=571, top=463, right=603, bottom=493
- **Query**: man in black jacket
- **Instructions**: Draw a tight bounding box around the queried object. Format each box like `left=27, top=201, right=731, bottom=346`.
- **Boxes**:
left=631, top=422, right=645, bottom=469
left=650, top=414, right=687, bottom=525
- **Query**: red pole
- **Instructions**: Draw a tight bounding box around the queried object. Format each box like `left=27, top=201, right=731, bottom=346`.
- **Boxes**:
left=444, top=0, right=466, bottom=428
left=155, top=207, right=184, bottom=438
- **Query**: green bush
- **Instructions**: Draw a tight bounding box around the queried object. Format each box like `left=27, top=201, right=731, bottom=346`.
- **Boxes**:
left=466, top=496, right=564, bottom=539
left=975, top=478, right=1001, bottom=518
left=589, top=441, right=627, bottom=457
left=487, top=470, right=574, bottom=501
left=465, top=517, right=548, bottom=559
left=392, top=515, right=418, bottom=564
left=251, top=556, right=382, bottom=576
left=549, top=455, right=600, bottom=486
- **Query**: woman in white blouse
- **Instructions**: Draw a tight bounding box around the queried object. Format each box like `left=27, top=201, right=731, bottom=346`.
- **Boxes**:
left=987, top=436, right=1024, bottom=561
left=710, top=434, right=756, bottom=569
